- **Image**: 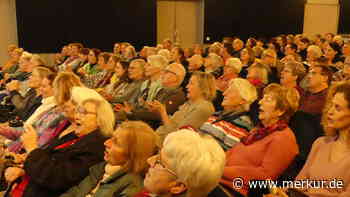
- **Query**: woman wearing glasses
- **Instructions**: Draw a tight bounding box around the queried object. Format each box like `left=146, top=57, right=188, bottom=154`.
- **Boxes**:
left=140, top=129, right=225, bottom=197
left=59, top=121, right=158, bottom=197
left=3, top=87, right=115, bottom=197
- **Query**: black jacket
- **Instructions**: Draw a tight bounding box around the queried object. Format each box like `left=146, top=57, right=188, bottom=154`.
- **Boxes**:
left=19, top=130, right=107, bottom=197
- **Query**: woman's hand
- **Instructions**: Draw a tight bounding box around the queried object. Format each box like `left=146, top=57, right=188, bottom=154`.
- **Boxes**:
left=147, top=101, right=170, bottom=125
left=4, top=167, right=25, bottom=183
left=6, top=80, right=20, bottom=92
left=122, top=102, right=133, bottom=113
left=21, top=124, right=38, bottom=153
left=147, top=100, right=166, bottom=114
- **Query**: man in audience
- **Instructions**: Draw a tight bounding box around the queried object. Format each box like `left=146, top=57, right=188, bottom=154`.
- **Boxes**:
left=142, top=129, right=226, bottom=197
left=342, top=42, right=350, bottom=60
left=282, top=43, right=301, bottom=62
left=204, top=53, right=224, bottom=78
left=59, top=43, right=83, bottom=71
left=299, top=65, right=332, bottom=116
left=297, top=38, right=310, bottom=61
left=187, top=54, right=204, bottom=72
left=122, top=63, right=187, bottom=129
left=332, top=62, right=350, bottom=82
left=220, top=43, right=235, bottom=63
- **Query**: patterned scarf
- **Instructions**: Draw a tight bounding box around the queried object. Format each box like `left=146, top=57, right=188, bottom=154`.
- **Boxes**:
left=241, top=120, right=288, bottom=145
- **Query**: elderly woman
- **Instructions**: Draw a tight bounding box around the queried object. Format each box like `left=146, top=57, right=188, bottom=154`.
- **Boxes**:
left=149, top=72, right=216, bottom=143
left=290, top=81, right=350, bottom=197
left=4, top=87, right=115, bottom=197
left=280, top=61, right=306, bottom=95
left=200, top=78, right=257, bottom=150
left=1, top=48, right=23, bottom=76
left=247, top=63, right=269, bottom=97
left=216, top=58, right=242, bottom=92
left=6, top=52, right=32, bottom=83
left=0, top=66, right=54, bottom=124
left=1, top=45, right=17, bottom=71
left=60, top=121, right=158, bottom=197
left=221, top=84, right=299, bottom=196
left=140, top=129, right=225, bottom=197
left=139, top=55, right=168, bottom=102
left=239, top=47, right=256, bottom=78
left=305, top=45, right=323, bottom=68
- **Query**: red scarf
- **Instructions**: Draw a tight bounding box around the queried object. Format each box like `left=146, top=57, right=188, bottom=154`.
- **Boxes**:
left=248, top=78, right=264, bottom=87
left=11, top=175, right=30, bottom=197
left=241, top=120, right=288, bottom=145
left=133, top=189, right=151, bottom=197
left=54, top=135, right=85, bottom=150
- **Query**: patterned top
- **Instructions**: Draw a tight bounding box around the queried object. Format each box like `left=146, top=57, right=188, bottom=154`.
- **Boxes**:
left=200, top=111, right=254, bottom=150
left=0, top=105, right=69, bottom=153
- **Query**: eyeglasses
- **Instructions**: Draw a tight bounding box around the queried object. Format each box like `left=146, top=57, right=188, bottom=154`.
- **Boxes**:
left=151, top=154, right=177, bottom=178
left=75, top=106, right=97, bottom=115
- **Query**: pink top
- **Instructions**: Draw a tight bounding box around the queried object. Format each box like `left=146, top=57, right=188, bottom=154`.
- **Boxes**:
left=221, top=127, right=299, bottom=196
left=296, top=136, right=350, bottom=197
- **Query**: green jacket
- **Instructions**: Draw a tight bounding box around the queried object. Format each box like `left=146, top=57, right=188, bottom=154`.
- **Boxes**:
left=60, top=162, right=143, bottom=197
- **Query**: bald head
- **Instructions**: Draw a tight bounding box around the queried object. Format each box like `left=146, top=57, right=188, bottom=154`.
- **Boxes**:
left=162, top=63, right=186, bottom=87
left=188, top=54, right=204, bottom=71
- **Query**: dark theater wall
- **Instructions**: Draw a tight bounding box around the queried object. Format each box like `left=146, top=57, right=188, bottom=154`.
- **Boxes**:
left=339, top=0, right=350, bottom=34
left=204, top=0, right=305, bottom=42
left=16, top=0, right=157, bottom=52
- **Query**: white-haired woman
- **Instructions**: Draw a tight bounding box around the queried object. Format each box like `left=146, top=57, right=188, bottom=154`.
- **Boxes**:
left=306, top=45, right=323, bottom=67
left=221, top=84, right=299, bottom=197
left=4, top=87, right=115, bottom=197
left=200, top=78, right=257, bottom=150
left=140, top=55, right=168, bottom=101
left=139, top=129, right=225, bottom=197
left=216, top=58, right=242, bottom=92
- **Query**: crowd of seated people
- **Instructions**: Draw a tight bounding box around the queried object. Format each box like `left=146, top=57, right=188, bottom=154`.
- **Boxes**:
left=0, top=32, right=349, bottom=197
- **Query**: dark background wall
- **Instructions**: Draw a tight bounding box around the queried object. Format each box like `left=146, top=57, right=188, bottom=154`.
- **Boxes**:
left=16, top=0, right=157, bottom=53
left=339, top=0, right=350, bottom=34
left=204, top=0, right=305, bottom=42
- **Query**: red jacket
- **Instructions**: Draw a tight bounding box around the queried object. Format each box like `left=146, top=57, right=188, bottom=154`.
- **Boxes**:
left=220, top=127, right=299, bottom=196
